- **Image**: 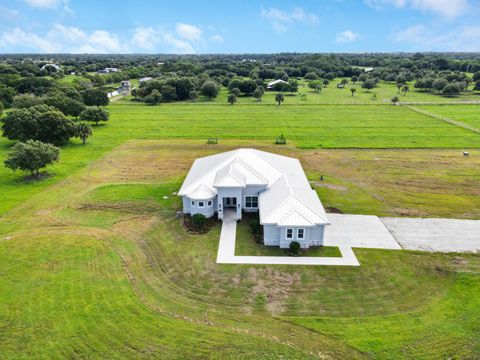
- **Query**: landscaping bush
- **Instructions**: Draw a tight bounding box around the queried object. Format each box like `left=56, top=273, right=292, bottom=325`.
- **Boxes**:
left=191, top=213, right=206, bottom=230
left=289, top=241, right=301, bottom=256
left=250, top=218, right=261, bottom=239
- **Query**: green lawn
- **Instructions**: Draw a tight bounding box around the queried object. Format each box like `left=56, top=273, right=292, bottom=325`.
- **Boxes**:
left=289, top=274, right=480, bottom=359
left=0, top=149, right=478, bottom=358
left=235, top=219, right=341, bottom=257
left=106, top=103, right=478, bottom=148
left=418, top=104, right=480, bottom=129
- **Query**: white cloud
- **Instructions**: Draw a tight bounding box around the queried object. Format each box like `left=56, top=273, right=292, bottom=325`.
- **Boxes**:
left=175, top=23, right=203, bottom=42
left=365, top=0, right=469, bottom=18
left=393, top=24, right=480, bottom=51
left=131, top=27, right=159, bottom=50
left=164, top=33, right=195, bottom=54
left=336, top=30, right=361, bottom=43
left=0, top=25, right=123, bottom=53
left=22, top=0, right=72, bottom=13
left=0, top=22, right=221, bottom=54
left=210, top=34, right=223, bottom=42
left=260, top=7, right=319, bottom=32
left=23, top=0, right=59, bottom=8
left=0, top=28, right=56, bottom=52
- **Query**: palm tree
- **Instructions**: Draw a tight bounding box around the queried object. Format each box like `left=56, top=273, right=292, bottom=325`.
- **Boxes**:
left=275, top=93, right=284, bottom=106
left=75, top=123, right=93, bottom=144
left=402, top=85, right=410, bottom=96
left=350, top=88, right=357, bottom=96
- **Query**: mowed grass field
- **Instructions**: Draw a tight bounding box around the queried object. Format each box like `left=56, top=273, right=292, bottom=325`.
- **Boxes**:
left=418, top=104, right=480, bottom=129
left=0, top=84, right=479, bottom=358
left=0, top=141, right=479, bottom=359
left=1, top=102, right=479, bottom=214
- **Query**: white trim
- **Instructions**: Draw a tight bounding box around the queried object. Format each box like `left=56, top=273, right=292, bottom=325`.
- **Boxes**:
left=198, top=201, right=205, bottom=208
left=207, top=200, right=212, bottom=207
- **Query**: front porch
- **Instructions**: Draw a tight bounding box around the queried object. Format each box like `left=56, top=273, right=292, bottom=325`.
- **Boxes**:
left=217, top=191, right=242, bottom=221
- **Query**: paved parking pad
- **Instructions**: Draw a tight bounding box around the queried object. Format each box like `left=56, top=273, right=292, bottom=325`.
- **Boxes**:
left=381, top=217, right=480, bottom=253
left=324, top=214, right=402, bottom=250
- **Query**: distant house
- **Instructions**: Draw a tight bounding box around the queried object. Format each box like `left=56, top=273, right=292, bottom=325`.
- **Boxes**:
left=119, top=80, right=131, bottom=92
left=41, top=63, right=60, bottom=71
left=97, top=67, right=119, bottom=74
left=139, top=77, right=153, bottom=83
left=179, top=149, right=330, bottom=249
left=267, top=79, right=287, bottom=90
left=337, top=83, right=345, bottom=88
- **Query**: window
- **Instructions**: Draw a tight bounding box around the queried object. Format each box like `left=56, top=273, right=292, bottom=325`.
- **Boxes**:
left=245, top=196, right=258, bottom=208
left=286, top=228, right=293, bottom=239
left=191, top=201, right=195, bottom=206
left=198, top=201, right=205, bottom=208
left=207, top=200, right=212, bottom=207
left=297, top=228, right=305, bottom=240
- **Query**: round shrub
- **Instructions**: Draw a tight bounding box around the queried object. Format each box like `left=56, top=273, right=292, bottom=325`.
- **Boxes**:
left=289, top=241, right=301, bottom=256
left=191, top=213, right=206, bottom=230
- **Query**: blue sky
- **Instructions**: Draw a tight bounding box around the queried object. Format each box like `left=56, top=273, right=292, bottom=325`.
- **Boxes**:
left=0, top=0, right=479, bottom=53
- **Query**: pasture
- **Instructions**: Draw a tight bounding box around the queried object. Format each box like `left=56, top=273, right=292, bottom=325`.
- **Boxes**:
left=1, top=101, right=479, bottom=214
left=0, top=140, right=479, bottom=359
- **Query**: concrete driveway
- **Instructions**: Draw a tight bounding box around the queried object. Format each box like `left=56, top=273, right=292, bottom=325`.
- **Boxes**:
left=324, top=214, right=402, bottom=250
left=381, top=217, right=480, bottom=253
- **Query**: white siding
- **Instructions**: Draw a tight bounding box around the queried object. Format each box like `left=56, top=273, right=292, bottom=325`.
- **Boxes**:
left=183, top=196, right=216, bottom=218
left=275, top=225, right=325, bottom=248
left=263, top=225, right=280, bottom=246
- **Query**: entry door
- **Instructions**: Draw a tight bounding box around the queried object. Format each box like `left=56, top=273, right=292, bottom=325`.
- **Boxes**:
left=225, top=197, right=237, bottom=207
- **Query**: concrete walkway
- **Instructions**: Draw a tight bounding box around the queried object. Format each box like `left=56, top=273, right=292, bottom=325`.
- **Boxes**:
left=216, top=214, right=480, bottom=267
left=216, top=219, right=360, bottom=266
left=381, top=217, right=480, bottom=253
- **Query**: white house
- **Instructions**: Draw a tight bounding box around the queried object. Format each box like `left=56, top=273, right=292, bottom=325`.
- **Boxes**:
left=41, top=63, right=60, bottom=71
left=267, top=79, right=287, bottom=90
left=98, top=67, right=119, bottom=74
left=178, top=149, right=330, bottom=248
left=139, top=77, right=153, bottom=83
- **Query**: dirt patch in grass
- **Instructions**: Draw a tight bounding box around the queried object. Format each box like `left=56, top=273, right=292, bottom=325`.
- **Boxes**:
left=301, top=149, right=480, bottom=218
left=310, top=181, right=348, bottom=191
left=76, top=201, right=161, bottom=213
left=248, top=267, right=302, bottom=315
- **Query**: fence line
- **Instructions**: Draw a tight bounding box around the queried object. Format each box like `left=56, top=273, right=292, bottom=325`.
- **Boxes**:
left=405, top=105, right=480, bottom=135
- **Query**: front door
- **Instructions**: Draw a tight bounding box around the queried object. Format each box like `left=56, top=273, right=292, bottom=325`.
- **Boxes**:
left=224, top=197, right=237, bottom=208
